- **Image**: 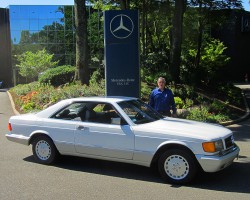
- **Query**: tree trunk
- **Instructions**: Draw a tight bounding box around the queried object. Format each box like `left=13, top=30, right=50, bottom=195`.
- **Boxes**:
left=195, top=19, right=203, bottom=69
left=74, top=0, right=90, bottom=85
left=169, top=0, right=186, bottom=83
left=120, top=0, right=130, bottom=9
left=142, top=0, right=146, bottom=57
left=195, top=0, right=203, bottom=69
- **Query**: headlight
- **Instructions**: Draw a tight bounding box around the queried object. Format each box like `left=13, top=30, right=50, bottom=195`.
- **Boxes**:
left=202, top=140, right=224, bottom=153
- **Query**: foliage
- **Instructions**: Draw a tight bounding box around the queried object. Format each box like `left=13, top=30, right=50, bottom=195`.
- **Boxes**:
left=10, top=82, right=41, bottom=96
left=11, top=1, right=244, bottom=87
left=38, top=65, right=76, bottom=87
left=181, top=38, right=230, bottom=85
left=170, top=84, right=198, bottom=101
left=91, top=0, right=118, bottom=10
left=209, top=100, right=228, bottom=114
left=186, top=105, right=230, bottom=123
left=89, top=68, right=105, bottom=86
left=207, top=113, right=230, bottom=123
left=16, top=49, right=59, bottom=79
left=10, top=79, right=244, bottom=124
left=88, top=11, right=104, bottom=68
left=189, top=38, right=230, bottom=77
left=141, top=82, right=152, bottom=102
left=216, top=83, right=243, bottom=107
left=9, top=80, right=105, bottom=113
left=186, top=106, right=210, bottom=122
left=9, top=0, right=246, bottom=121
left=184, top=98, right=194, bottom=109
left=21, top=102, right=37, bottom=113
left=141, top=51, right=171, bottom=85
left=142, top=68, right=172, bottom=87
left=172, top=86, right=196, bottom=109
left=174, top=97, right=184, bottom=109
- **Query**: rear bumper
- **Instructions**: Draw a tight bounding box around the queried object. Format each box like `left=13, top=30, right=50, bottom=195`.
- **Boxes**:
left=5, top=133, right=29, bottom=146
left=196, top=145, right=240, bottom=172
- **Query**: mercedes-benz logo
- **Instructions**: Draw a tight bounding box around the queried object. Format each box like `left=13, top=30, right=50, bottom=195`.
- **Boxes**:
left=110, top=14, right=134, bottom=39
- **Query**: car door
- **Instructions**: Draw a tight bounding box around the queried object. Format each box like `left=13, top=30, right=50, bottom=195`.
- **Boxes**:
left=44, top=102, right=88, bottom=154
left=74, top=102, right=134, bottom=160
left=41, top=118, right=76, bottom=154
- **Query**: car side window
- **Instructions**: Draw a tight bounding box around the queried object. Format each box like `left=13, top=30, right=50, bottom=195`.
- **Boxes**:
left=52, top=102, right=86, bottom=121
left=82, top=102, right=123, bottom=124
left=52, top=102, right=127, bottom=125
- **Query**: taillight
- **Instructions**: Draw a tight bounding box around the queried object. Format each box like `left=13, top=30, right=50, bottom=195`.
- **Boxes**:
left=8, top=123, right=12, bottom=131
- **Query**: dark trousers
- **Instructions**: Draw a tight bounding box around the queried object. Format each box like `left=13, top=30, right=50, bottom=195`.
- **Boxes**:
left=158, top=111, right=171, bottom=117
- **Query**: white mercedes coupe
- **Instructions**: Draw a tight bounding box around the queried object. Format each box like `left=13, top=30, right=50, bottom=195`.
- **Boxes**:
left=6, top=96, right=240, bottom=184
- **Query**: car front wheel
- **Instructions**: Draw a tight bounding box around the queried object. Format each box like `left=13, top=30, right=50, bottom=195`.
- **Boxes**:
left=32, top=135, right=58, bottom=165
left=158, top=149, right=197, bottom=184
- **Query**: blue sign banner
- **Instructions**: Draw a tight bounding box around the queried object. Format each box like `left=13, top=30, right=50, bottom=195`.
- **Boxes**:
left=104, top=10, right=140, bottom=98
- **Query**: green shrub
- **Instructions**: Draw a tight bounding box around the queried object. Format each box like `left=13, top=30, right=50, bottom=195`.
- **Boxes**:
left=207, top=114, right=230, bottom=123
left=183, top=98, right=194, bottom=109
left=186, top=106, right=210, bottom=122
left=21, top=102, right=36, bottom=113
left=174, top=97, right=184, bottom=109
left=89, top=68, right=104, bottom=85
left=141, top=51, right=171, bottom=85
left=141, top=82, right=152, bottom=102
left=209, top=100, right=228, bottom=114
left=39, top=65, right=75, bottom=87
left=186, top=105, right=230, bottom=123
left=16, top=49, right=58, bottom=79
left=217, top=83, right=243, bottom=107
left=10, top=82, right=41, bottom=96
left=170, top=85, right=197, bottom=102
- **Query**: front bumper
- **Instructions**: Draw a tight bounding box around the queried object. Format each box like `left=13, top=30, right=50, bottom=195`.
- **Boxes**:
left=196, top=144, right=240, bottom=172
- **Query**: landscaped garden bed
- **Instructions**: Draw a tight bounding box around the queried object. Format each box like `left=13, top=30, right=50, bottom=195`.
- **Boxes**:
left=9, top=80, right=246, bottom=125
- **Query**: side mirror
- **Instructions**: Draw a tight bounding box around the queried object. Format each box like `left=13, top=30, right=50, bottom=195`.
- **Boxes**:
left=111, top=117, right=121, bottom=125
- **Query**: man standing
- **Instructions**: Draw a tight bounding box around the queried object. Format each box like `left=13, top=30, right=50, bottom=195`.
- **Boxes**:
left=149, top=77, right=177, bottom=117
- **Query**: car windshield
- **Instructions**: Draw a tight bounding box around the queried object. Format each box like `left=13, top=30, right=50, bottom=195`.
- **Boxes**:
left=118, top=99, right=163, bottom=124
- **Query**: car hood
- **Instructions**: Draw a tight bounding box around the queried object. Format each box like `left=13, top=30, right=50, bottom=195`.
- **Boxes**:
left=133, top=117, right=232, bottom=141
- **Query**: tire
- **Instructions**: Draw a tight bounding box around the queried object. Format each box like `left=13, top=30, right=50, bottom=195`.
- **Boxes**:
left=158, top=149, right=197, bottom=184
left=32, top=135, right=58, bottom=165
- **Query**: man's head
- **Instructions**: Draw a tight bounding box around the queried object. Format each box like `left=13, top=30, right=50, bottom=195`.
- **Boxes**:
left=157, top=77, right=166, bottom=90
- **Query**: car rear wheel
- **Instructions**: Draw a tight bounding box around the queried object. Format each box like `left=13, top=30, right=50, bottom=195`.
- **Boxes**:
left=158, top=149, right=197, bottom=184
left=32, top=135, right=58, bottom=165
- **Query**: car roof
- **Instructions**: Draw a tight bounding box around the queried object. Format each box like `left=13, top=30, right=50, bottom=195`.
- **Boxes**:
left=36, top=96, right=138, bottom=118
left=66, top=96, right=138, bottom=103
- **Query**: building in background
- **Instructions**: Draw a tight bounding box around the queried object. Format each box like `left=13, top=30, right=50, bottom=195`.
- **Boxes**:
left=0, top=8, right=12, bottom=87
left=212, top=9, right=250, bottom=82
left=9, top=5, right=76, bottom=84
left=0, top=4, right=102, bottom=86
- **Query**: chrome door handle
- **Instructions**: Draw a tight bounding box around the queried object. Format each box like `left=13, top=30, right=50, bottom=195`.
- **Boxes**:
left=77, top=125, right=85, bottom=130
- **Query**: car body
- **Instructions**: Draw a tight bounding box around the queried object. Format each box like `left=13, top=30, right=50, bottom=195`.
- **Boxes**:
left=6, top=96, right=240, bottom=184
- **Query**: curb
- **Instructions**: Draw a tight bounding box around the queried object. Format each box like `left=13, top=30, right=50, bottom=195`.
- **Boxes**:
left=6, top=90, right=20, bottom=115
left=220, top=91, right=250, bottom=126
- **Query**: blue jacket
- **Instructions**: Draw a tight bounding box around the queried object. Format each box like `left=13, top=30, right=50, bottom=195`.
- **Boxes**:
left=149, top=88, right=177, bottom=114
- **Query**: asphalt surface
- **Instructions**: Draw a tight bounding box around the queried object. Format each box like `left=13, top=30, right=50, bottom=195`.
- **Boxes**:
left=0, top=88, right=250, bottom=200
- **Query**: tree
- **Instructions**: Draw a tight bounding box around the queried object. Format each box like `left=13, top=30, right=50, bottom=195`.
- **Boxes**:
left=184, top=38, right=230, bottom=85
left=16, top=49, right=58, bottom=79
left=120, top=0, right=131, bottom=9
left=186, top=0, right=242, bottom=78
left=74, top=0, right=90, bottom=85
left=169, top=0, right=187, bottom=83
left=133, top=0, right=173, bottom=84
left=88, top=11, right=104, bottom=68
